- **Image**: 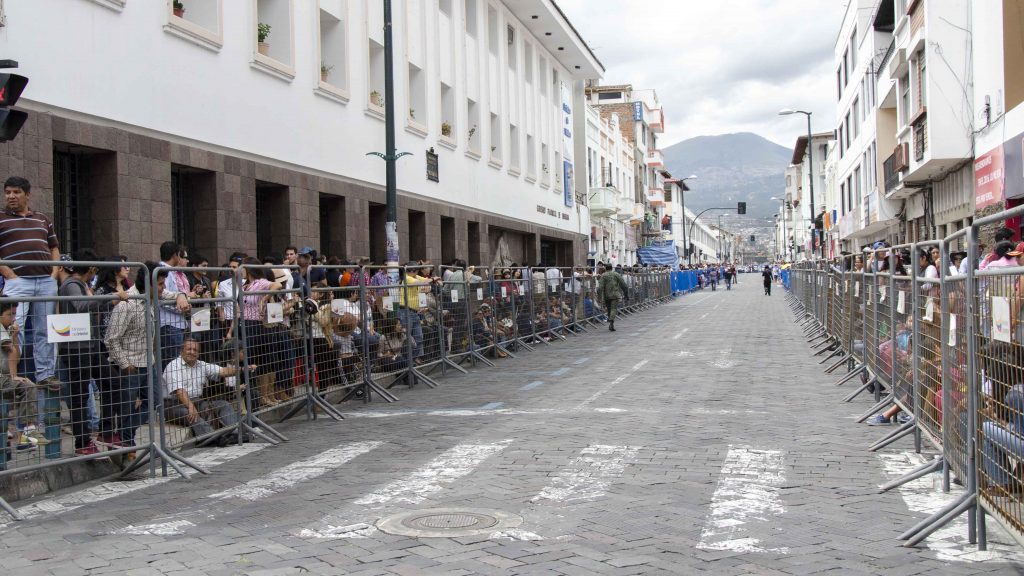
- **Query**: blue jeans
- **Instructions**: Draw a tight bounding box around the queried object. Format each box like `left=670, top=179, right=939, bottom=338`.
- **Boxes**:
left=397, top=308, right=423, bottom=359
left=982, top=421, right=1024, bottom=486
left=159, top=325, right=186, bottom=368
left=116, top=367, right=150, bottom=446
left=4, top=275, right=57, bottom=381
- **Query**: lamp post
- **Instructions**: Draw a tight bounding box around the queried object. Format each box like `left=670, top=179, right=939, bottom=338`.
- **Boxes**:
left=779, top=109, right=819, bottom=258
left=770, top=195, right=790, bottom=262
left=679, top=174, right=697, bottom=266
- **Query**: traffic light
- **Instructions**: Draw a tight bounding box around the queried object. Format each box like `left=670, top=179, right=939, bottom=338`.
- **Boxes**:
left=0, top=61, right=29, bottom=143
left=737, top=202, right=746, bottom=215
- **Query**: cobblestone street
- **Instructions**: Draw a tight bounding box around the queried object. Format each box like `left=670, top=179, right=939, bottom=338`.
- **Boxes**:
left=2, top=281, right=1023, bottom=575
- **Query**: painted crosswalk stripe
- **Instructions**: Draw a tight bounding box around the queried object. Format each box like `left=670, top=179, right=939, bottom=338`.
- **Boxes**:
left=550, top=367, right=572, bottom=376
left=208, top=441, right=382, bottom=502
left=520, top=380, right=545, bottom=391
left=0, top=444, right=267, bottom=533
left=672, top=328, right=689, bottom=340
left=697, top=446, right=788, bottom=554
left=574, top=359, right=648, bottom=410
left=573, top=357, right=590, bottom=365
left=354, top=441, right=512, bottom=507
left=532, top=444, right=639, bottom=503
left=480, top=402, right=504, bottom=410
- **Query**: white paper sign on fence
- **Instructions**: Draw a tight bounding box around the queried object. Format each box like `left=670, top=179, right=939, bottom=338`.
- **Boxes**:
left=190, top=308, right=211, bottom=333
left=382, top=296, right=393, bottom=310
left=450, top=291, right=459, bottom=303
left=47, top=313, right=91, bottom=343
left=265, top=302, right=284, bottom=325
left=949, top=314, right=957, bottom=347
left=501, top=287, right=507, bottom=298
left=418, top=293, right=427, bottom=308
left=923, top=298, right=935, bottom=322
left=331, top=299, right=347, bottom=316
left=854, top=282, right=860, bottom=297
left=879, top=286, right=887, bottom=303
left=897, top=291, right=906, bottom=314
left=476, top=288, right=484, bottom=300
left=992, top=296, right=1012, bottom=343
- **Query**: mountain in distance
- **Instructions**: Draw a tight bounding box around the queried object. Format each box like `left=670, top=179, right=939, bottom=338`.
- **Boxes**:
left=663, top=132, right=791, bottom=226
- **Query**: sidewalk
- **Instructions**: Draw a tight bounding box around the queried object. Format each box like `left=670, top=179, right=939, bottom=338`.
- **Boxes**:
left=0, top=280, right=1020, bottom=575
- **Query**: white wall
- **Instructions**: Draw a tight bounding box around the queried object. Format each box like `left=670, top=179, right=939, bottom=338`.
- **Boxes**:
left=1, top=0, right=593, bottom=233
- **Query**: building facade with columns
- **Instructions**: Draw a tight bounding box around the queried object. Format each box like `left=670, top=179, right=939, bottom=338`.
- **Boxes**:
left=0, top=0, right=602, bottom=266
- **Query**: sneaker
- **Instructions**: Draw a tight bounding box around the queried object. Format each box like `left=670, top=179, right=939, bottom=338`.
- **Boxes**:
left=96, top=433, right=123, bottom=447
left=896, top=412, right=913, bottom=425
left=14, top=432, right=37, bottom=451
left=37, top=376, right=62, bottom=392
left=25, top=430, right=50, bottom=445
left=75, top=442, right=100, bottom=456
left=866, top=414, right=892, bottom=426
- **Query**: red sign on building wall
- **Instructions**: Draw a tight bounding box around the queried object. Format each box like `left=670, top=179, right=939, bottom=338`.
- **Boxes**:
left=975, top=145, right=1005, bottom=210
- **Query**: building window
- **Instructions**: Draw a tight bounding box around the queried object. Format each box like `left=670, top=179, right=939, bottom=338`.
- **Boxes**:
left=464, top=0, right=477, bottom=37
left=851, top=98, right=859, bottom=140
left=317, top=1, right=349, bottom=97
left=849, top=27, right=857, bottom=69
left=170, top=169, right=195, bottom=251
left=254, top=0, right=295, bottom=79
left=840, top=182, right=846, bottom=216
left=916, top=51, right=926, bottom=111
left=509, top=124, right=521, bottom=173
left=899, top=73, right=911, bottom=126
left=526, top=133, right=536, bottom=177
left=165, top=0, right=224, bottom=51
left=466, top=98, right=480, bottom=155
left=489, top=111, right=501, bottom=162
left=53, top=151, right=85, bottom=254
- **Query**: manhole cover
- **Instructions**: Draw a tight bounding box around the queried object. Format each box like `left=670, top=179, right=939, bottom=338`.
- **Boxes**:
left=376, top=508, right=522, bottom=538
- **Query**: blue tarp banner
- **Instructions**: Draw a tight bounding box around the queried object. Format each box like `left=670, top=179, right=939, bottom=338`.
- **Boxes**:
left=637, top=242, right=678, bottom=266
left=671, top=271, right=698, bottom=293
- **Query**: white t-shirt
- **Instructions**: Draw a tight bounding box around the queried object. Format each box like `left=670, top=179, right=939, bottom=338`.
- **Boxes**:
left=217, top=277, right=236, bottom=318
left=163, top=357, right=222, bottom=400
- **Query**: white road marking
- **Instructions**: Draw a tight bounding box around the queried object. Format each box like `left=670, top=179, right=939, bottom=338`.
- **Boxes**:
left=354, top=441, right=512, bottom=507
left=672, top=328, right=689, bottom=340
left=697, top=446, right=789, bottom=554
left=208, top=442, right=382, bottom=502
left=700, top=313, right=709, bottom=320
left=714, top=304, right=720, bottom=310
left=490, top=528, right=545, bottom=541
left=533, top=445, right=639, bottom=503
left=573, top=360, right=649, bottom=411
left=0, top=444, right=267, bottom=533
left=111, top=519, right=196, bottom=536
left=878, top=452, right=1024, bottom=563
left=708, top=348, right=736, bottom=369
left=573, top=357, right=590, bottom=365
left=298, top=441, right=513, bottom=541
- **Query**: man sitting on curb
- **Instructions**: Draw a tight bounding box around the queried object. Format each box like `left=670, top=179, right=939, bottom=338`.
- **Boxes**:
left=163, top=338, right=241, bottom=446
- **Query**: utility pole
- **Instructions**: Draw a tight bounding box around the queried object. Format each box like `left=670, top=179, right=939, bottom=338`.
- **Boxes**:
left=367, top=0, right=411, bottom=281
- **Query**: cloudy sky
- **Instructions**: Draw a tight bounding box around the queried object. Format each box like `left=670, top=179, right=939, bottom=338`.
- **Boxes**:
left=558, top=0, right=848, bottom=149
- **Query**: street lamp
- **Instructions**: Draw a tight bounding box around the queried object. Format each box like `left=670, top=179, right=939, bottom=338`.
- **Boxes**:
left=779, top=108, right=820, bottom=258
left=680, top=174, right=697, bottom=265
left=770, top=195, right=790, bottom=262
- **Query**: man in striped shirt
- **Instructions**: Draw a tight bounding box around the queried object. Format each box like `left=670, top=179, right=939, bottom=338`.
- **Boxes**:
left=0, top=177, right=61, bottom=390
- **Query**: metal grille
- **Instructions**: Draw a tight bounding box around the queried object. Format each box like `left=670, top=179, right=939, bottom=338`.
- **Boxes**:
left=255, top=190, right=273, bottom=259
left=170, top=170, right=195, bottom=251
left=53, top=151, right=82, bottom=253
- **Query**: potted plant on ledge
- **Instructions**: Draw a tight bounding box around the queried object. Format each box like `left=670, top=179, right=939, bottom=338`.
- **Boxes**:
left=370, top=90, right=383, bottom=108
left=441, top=122, right=452, bottom=138
left=320, top=63, right=333, bottom=83
left=257, top=23, right=272, bottom=56
left=173, top=0, right=185, bottom=18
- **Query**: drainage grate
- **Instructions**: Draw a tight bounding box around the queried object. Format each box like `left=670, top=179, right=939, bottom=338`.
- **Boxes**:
left=376, top=508, right=522, bottom=538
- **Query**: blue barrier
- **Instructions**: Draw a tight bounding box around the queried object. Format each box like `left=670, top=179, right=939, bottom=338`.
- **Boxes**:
left=670, top=271, right=700, bottom=294
left=781, top=269, right=791, bottom=291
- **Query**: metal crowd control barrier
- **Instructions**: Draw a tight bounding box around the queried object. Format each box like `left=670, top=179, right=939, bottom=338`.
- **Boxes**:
left=0, top=260, right=160, bottom=520
left=784, top=204, right=1024, bottom=551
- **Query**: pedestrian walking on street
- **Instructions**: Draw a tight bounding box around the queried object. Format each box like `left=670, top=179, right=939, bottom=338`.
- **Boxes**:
left=596, top=265, right=628, bottom=332
left=762, top=265, right=772, bottom=296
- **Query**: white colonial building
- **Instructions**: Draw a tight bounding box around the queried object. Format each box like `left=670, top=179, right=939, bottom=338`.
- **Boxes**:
left=0, top=0, right=602, bottom=265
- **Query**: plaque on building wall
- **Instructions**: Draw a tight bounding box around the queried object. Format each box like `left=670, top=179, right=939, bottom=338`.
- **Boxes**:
left=426, top=148, right=439, bottom=182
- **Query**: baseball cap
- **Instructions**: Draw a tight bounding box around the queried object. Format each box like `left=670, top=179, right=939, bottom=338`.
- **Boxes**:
left=298, top=247, right=316, bottom=256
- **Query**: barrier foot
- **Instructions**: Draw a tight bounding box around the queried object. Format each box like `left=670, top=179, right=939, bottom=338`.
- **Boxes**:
left=835, top=364, right=866, bottom=386
left=409, top=367, right=441, bottom=389
left=308, top=392, right=345, bottom=419
left=152, top=444, right=209, bottom=479
left=362, top=378, right=400, bottom=402
left=879, top=455, right=942, bottom=493
left=843, top=376, right=877, bottom=403
left=247, top=413, right=287, bottom=442
left=470, top=351, right=497, bottom=368
left=978, top=504, right=988, bottom=551
left=441, top=358, right=470, bottom=374
left=241, top=418, right=282, bottom=445
left=811, top=336, right=834, bottom=350
left=901, top=493, right=974, bottom=546
left=0, top=495, right=23, bottom=521
left=824, top=354, right=851, bottom=374
left=817, top=347, right=843, bottom=364
left=856, top=395, right=894, bottom=423
left=868, top=420, right=917, bottom=452
left=495, top=342, right=518, bottom=358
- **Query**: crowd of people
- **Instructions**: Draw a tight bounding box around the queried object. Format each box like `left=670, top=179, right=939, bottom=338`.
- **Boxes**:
left=0, top=176, right=675, bottom=465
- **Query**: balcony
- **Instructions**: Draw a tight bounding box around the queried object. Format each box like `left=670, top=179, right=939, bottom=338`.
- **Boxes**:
left=587, top=186, right=617, bottom=218
left=615, top=195, right=634, bottom=221
left=645, top=188, right=665, bottom=207
left=644, top=148, right=664, bottom=168
left=648, top=107, right=665, bottom=133
left=629, top=203, right=644, bottom=225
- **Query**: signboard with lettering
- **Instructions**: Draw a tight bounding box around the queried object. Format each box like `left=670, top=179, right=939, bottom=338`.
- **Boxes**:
left=632, top=101, right=643, bottom=121
left=560, top=81, right=574, bottom=208
left=426, top=148, right=439, bottom=182
left=975, top=145, right=1005, bottom=209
